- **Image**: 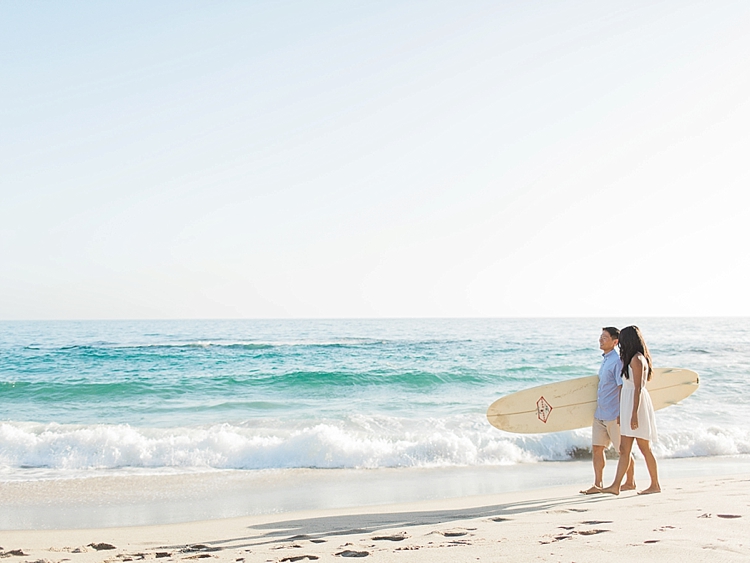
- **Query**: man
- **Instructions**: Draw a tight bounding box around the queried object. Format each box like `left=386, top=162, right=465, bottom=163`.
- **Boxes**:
left=580, top=327, right=635, bottom=494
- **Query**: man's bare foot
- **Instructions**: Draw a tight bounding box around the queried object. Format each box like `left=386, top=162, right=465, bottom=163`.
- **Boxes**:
left=600, top=485, right=620, bottom=495
left=637, top=487, right=661, bottom=495
left=580, top=486, right=602, bottom=495
left=621, top=482, right=637, bottom=491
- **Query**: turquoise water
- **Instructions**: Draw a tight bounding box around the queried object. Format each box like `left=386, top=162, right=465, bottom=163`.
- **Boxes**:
left=1, top=318, right=749, bottom=479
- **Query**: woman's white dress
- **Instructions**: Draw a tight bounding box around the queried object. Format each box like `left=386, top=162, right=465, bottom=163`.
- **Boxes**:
left=620, top=365, right=657, bottom=441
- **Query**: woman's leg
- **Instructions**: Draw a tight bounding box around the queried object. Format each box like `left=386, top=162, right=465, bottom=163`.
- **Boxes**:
left=635, top=438, right=661, bottom=494
left=601, top=436, right=635, bottom=495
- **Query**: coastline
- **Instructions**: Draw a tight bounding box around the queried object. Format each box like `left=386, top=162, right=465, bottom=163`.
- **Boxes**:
left=3, top=455, right=749, bottom=530
left=2, top=469, right=748, bottom=562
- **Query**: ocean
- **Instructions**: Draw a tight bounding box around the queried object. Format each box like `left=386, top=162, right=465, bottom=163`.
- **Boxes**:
left=2, top=317, right=749, bottom=483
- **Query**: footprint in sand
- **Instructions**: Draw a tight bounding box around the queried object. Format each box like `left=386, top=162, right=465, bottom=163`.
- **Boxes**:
left=644, top=540, right=660, bottom=544
left=335, top=550, right=369, bottom=558
left=490, top=517, right=511, bottom=522
left=542, top=527, right=609, bottom=543
left=576, top=529, right=608, bottom=536
left=540, top=535, right=572, bottom=544
left=439, top=529, right=470, bottom=537
left=580, top=520, right=612, bottom=525
left=717, top=514, right=742, bottom=519
left=371, top=533, right=408, bottom=542
left=182, top=545, right=222, bottom=553
left=280, top=556, right=320, bottom=562
left=88, top=543, right=117, bottom=551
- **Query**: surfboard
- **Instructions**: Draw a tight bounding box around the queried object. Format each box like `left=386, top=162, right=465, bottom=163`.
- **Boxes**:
left=486, top=368, right=699, bottom=434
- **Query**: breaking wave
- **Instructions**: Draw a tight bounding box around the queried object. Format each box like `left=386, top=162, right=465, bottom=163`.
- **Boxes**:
left=2, top=416, right=748, bottom=479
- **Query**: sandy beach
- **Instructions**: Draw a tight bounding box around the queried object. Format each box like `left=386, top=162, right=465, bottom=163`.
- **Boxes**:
left=3, top=470, right=748, bottom=563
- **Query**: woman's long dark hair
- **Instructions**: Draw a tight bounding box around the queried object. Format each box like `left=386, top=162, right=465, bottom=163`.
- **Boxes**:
left=619, top=325, right=653, bottom=381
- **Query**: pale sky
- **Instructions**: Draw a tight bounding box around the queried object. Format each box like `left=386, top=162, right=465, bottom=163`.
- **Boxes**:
left=2, top=0, right=749, bottom=320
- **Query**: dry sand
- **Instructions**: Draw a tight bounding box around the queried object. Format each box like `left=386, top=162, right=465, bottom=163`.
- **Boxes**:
left=2, top=474, right=748, bottom=563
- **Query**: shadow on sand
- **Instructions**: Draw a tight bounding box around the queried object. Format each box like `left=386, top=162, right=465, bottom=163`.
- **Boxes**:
left=163, top=492, right=610, bottom=550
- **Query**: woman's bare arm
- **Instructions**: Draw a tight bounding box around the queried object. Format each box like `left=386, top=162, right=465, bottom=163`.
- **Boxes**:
left=630, top=354, right=645, bottom=430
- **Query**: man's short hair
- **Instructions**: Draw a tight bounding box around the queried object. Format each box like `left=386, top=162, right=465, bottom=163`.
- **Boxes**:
left=602, top=326, right=620, bottom=339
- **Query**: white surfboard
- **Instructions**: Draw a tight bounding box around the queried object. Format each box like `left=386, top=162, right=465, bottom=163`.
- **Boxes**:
left=486, top=367, right=699, bottom=434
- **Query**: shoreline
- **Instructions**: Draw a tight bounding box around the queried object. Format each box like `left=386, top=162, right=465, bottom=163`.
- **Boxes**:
left=3, top=455, right=749, bottom=531
left=2, top=472, right=748, bottom=562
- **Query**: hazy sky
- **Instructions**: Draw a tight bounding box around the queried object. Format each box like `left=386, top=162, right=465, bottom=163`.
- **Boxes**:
left=2, top=1, right=749, bottom=320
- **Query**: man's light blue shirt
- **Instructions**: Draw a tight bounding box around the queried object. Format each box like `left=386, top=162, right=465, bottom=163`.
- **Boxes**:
left=595, top=349, right=623, bottom=421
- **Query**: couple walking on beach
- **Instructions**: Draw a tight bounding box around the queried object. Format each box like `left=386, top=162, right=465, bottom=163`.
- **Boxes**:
left=580, top=325, right=661, bottom=496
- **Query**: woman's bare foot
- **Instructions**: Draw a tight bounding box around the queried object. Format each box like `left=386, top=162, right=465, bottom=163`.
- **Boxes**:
left=637, top=486, right=661, bottom=495
left=580, top=486, right=602, bottom=495
left=621, top=481, right=637, bottom=491
left=600, top=485, right=620, bottom=495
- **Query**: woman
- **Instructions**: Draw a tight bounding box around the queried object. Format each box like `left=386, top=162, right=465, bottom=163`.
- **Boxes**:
left=601, top=325, right=661, bottom=495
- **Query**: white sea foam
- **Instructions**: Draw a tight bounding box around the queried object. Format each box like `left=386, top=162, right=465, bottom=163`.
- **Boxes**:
left=2, top=416, right=748, bottom=480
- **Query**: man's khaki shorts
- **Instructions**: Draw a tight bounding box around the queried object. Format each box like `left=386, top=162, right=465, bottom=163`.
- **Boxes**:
left=592, top=418, right=621, bottom=449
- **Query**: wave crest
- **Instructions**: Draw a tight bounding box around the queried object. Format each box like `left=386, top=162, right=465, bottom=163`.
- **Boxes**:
left=2, top=417, right=747, bottom=478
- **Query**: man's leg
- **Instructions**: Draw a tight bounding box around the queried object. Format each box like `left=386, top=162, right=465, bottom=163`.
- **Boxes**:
left=581, top=420, right=608, bottom=494
left=592, top=445, right=606, bottom=487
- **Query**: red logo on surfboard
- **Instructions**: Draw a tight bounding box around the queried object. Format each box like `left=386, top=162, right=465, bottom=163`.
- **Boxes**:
left=536, top=396, right=552, bottom=423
